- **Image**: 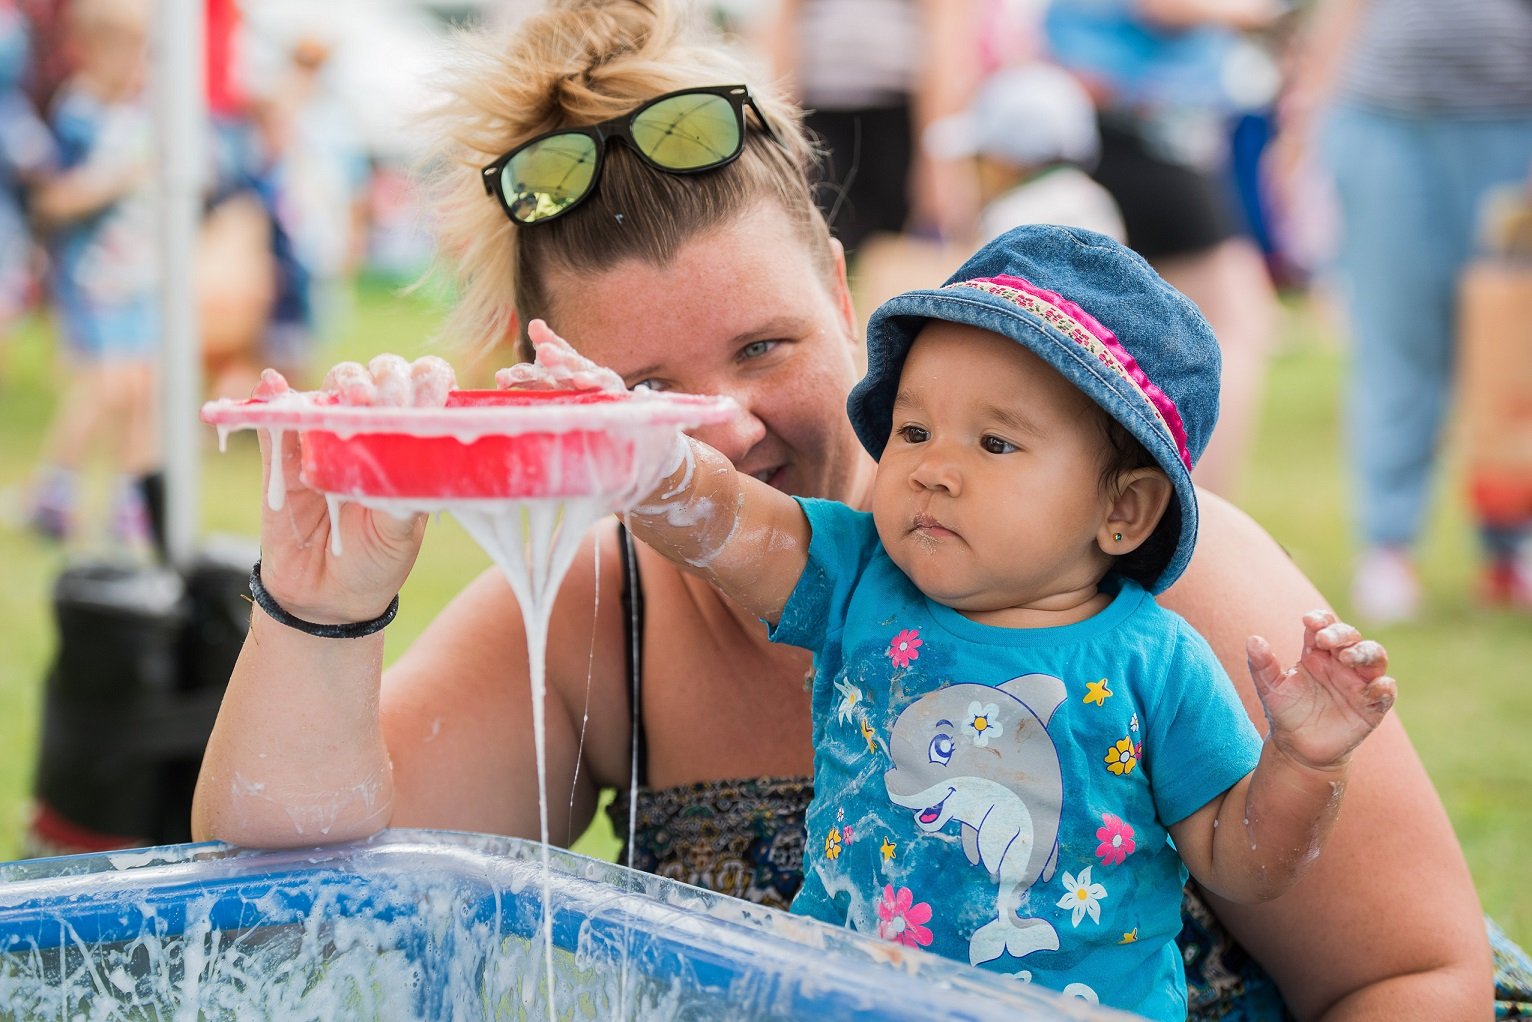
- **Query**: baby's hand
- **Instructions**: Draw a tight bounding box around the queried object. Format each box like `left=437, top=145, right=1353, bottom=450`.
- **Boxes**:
left=1247, top=610, right=1397, bottom=772
left=495, top=319, right=626, bottom=393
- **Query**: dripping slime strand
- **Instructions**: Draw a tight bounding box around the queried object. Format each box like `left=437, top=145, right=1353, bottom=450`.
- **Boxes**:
left=453, top=496, right=608, bottom=1020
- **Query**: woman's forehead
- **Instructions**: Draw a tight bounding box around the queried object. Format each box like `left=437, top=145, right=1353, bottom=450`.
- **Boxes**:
left=554, top=290, right=828, bottom=373
left=542, top=213, right=842, bottom=362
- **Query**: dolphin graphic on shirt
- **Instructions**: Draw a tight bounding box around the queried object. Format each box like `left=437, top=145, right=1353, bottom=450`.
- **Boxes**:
left=884, top=673, right=1066, bottom=966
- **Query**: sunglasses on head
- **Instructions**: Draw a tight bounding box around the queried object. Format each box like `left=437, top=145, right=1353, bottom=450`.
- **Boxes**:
left=481, top=84, right=781, bottom=226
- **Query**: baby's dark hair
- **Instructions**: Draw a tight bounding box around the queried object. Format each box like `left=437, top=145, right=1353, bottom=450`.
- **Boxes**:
left=1093, top=408, right=1180, bottom=589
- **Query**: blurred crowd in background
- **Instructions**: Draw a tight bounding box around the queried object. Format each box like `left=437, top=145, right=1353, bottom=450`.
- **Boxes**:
left=1, top=0, right=454, bottom=560
left=2, top=0, right=1530, bottom=624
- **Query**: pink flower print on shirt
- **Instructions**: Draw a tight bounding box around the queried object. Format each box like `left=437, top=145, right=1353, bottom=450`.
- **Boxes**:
left=842, top=825, right=855, bottom=844
left=886, top=628, right=923, bottom=669
left=1095, top=813, right=1137, bottom=866
left=876, top=885, right=934, bottom=948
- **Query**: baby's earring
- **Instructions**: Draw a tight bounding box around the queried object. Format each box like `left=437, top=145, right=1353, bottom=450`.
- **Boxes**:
left=1113, top=532, right=1123, bottom=543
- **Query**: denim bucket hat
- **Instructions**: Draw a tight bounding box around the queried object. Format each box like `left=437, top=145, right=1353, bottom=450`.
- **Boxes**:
left=848, top=224, right=1220, bottom=593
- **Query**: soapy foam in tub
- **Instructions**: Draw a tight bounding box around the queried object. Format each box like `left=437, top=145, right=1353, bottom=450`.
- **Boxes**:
left=1, top=832, right=1116, bottom=1021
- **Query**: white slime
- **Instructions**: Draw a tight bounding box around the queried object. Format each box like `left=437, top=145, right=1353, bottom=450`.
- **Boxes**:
left=450, top=494, right=608, bottom=1020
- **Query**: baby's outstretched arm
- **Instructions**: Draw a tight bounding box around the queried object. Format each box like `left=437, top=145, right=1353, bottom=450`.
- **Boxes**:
left=521, top=320, right=811, bottom=624
left=1170, top=610, right=1397, bottom=902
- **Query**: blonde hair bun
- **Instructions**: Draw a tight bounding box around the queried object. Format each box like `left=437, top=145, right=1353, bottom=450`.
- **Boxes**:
left=419, top=0, right=826, bottom=356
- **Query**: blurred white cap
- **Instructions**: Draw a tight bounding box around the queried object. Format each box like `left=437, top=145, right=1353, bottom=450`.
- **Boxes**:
left=925, top=63, right=1100, bottom=169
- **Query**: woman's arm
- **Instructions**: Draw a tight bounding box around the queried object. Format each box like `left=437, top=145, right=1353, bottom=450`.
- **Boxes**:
left=1278, top=0, right=1372, bottom=122
left=1159, top=492, right=1493, bottom=1021
left=908, top=0, right=981, bottom=242
left=191, top=422, right=426, bottom=846
left=1136, top=0, right=1288, bottom=33
left=192, top=423, right=630, bottom=848
left=30, top=162, right=143, bottom=226
left=764, top=0, right=805, bottom=96
left=1267, top=0, right=1372, bottom=205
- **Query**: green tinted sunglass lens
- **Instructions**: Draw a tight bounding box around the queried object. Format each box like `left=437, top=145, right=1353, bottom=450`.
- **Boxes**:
left=631, top=93, right=739, bottom=170
left=503, top=133, right=599, bottom=222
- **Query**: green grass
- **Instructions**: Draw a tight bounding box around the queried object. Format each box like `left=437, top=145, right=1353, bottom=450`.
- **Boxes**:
left=1, top=283, right=1527, bottom=949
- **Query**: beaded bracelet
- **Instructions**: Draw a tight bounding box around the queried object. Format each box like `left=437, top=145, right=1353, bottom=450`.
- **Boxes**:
left=248, top=560, right=399, bottom=639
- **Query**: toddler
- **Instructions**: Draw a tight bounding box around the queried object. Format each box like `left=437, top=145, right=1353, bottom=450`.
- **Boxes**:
left=0, top=2, right=53, bottom=348
left=926, top=62, right=1125, bottom=244
left=26, top=0, right=157, bottom=546
left=535, top=224, right=1395, bottom=1018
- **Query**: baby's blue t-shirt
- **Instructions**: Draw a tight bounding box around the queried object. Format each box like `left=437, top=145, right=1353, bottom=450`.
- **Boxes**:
left=770, top=499, right=1263, bottom=1020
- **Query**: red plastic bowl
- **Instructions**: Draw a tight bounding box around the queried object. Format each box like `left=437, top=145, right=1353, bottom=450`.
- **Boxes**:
left=306, top=390, right=640, bottom=499
left=201, top=388, right=737, bottom=502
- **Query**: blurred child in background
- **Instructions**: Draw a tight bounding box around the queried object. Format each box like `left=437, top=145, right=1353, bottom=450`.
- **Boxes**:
left=25, top=0, right=157, bottom=548
left=0, top=0, right=54, bottom=378
left=1041, top=0, right=1285, bottom=500
left=245, top=35, right=369, bottom=389
left=925, top=61, right=1125, bottom=244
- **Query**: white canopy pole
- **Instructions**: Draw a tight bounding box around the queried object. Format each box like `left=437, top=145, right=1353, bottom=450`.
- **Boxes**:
left=153, top=0, right=205, bottom=570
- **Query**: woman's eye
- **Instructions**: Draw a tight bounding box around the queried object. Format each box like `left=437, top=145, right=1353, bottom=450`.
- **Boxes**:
left=631, top=378, right=670, bottom=393
left=981, top=435, right=1017, bottom=454
left=928, top=734, right=954, bottom=766
left=897, top=425, right=929, bottom=444
left=740, top=339, right=779, bottom=361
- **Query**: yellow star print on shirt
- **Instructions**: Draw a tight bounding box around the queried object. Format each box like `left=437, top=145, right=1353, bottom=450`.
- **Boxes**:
left=880, top=837, right=896, bottom=862
left=1083, top=678, right=1112, bottom=706
left=1119, top=928, right=1138, bottom=945
left=860, top=718, right=877, bottom=753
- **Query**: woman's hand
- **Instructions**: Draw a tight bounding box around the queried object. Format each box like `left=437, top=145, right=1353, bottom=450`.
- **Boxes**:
left=1246, top=610, right=1397, bottom=771
left=250, top=357, right=449, bottom=625
left=494, top=318, right=627, bottom=392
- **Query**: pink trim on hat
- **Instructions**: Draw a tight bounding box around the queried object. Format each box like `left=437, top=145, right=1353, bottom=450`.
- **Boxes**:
left=952, top=274, right=1194, bottom=472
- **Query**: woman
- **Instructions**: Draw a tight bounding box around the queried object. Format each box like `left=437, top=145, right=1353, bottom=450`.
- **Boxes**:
left=190, top=1, right=1491, bottom=1017
left=1278, top=0, right=1532, bottom=620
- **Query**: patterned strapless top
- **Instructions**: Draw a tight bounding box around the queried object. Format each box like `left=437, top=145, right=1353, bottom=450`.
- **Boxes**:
left=605, top=775, right=813, bottom=912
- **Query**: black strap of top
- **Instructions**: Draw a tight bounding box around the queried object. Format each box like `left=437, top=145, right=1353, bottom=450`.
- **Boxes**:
left=616, top=522, right=648, bottom=787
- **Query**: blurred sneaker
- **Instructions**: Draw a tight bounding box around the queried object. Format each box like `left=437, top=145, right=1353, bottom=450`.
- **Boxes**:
left=1479, top=557, right=1532, bottom=610
left=25, top=499, right=72, bottom=541
left=24, top=467, right=76, bottom=542
left=1350, top=547, right=1421, bottom=624
left=109, top=481, right=153, bottom=548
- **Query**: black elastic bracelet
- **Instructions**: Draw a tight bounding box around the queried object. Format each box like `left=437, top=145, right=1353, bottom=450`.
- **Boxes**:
left=249, top=560, right=399, bottom=639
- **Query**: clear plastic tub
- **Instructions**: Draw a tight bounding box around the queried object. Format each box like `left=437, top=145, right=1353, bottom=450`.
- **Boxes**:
left=0, top=829, right=1138, bottom=1021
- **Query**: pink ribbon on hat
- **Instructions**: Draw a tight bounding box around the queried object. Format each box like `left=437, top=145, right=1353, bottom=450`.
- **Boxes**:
left=950, top=274, right=1194, bottom=472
